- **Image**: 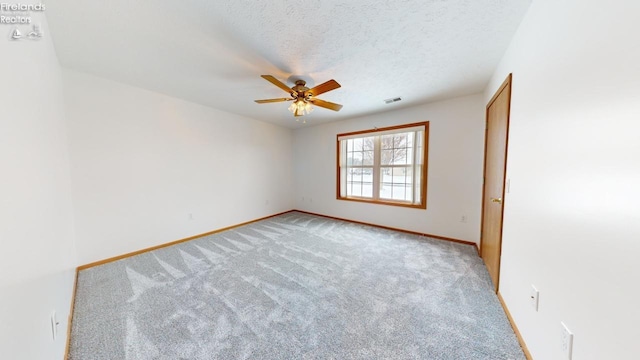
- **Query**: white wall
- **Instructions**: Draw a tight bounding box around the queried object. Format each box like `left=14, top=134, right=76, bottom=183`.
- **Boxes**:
left=0, top=11, right=77, bottom=360
left=293, top=94, right=485, bottom=244
left=486, top=1, right=640, bottom=359
left=63, top=70, right=294, bottom=265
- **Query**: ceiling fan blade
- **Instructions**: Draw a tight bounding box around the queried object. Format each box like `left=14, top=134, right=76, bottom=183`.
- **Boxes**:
left=307, top=79, right=341, bottom=96
left=254, top=98, right=293, bottom=103
left=261, top=75, right=293, bottom=94
left=309, top=98, right=343, bottom=111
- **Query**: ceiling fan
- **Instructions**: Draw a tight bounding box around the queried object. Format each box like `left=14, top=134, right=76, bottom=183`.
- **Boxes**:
left=255, top=75, right=343, bottom=118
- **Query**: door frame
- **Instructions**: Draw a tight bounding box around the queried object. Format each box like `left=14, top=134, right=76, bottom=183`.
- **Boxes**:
left=479, top=73, right=512, bottom=292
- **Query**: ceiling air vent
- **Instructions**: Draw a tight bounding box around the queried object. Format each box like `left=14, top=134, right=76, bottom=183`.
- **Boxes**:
left=384, top=97, right=402, bottom=104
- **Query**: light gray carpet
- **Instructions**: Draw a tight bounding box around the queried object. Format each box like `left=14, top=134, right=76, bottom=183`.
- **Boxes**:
left=69, top=211, right=525, bottom=359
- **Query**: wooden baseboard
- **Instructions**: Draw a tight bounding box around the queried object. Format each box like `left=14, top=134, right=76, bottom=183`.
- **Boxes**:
left=497, top=292, right=533, bottom=360
left=63, top=268, right=79, bottom=360
left=293, top=210, right=477, bottom=248
left=77, top=210, right=294, bottom=271
left=78, top=209, right=478, bottom=270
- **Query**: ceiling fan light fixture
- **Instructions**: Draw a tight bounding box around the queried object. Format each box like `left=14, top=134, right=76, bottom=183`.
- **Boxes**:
left=303, top=100, right=313, bottom=114
left=289, top=98, right=313, bottom=116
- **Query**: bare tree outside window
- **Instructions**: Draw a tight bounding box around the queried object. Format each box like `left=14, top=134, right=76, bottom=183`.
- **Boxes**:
left=362, top=134, right=410, bottom=165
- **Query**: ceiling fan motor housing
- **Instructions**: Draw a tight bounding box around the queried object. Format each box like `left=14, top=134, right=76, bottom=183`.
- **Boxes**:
left=292, top=80, right=309, bottom=98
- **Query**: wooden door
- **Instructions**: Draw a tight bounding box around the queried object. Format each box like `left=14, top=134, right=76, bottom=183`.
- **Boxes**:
left=481, top=74, right=512, bottom=292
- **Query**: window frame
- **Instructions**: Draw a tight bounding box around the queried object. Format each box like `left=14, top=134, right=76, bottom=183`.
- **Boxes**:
left=336, top=121, right=429, bottom=209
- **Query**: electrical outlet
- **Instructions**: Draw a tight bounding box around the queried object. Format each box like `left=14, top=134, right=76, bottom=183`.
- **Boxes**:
left=530, top=285, right=539, bottom=311
left=460, top=215, right=467, bottom=223
left=188, top=213, right=194, bottom=220
left=561, top=322, right=573, bottom=359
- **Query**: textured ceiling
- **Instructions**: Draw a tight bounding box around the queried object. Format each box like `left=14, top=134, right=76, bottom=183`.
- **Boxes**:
left=46, top=0, right=531, bottom=128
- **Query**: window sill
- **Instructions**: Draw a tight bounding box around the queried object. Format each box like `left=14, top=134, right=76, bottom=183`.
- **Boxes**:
left=337, top=196, right=426, bottom=209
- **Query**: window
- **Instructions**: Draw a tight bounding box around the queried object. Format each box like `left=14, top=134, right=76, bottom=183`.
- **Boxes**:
left=337, top=122, right=428, bottom=208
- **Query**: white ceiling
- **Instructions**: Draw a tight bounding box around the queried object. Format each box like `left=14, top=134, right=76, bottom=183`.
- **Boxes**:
left=46, top=0, right=531, bottom=129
